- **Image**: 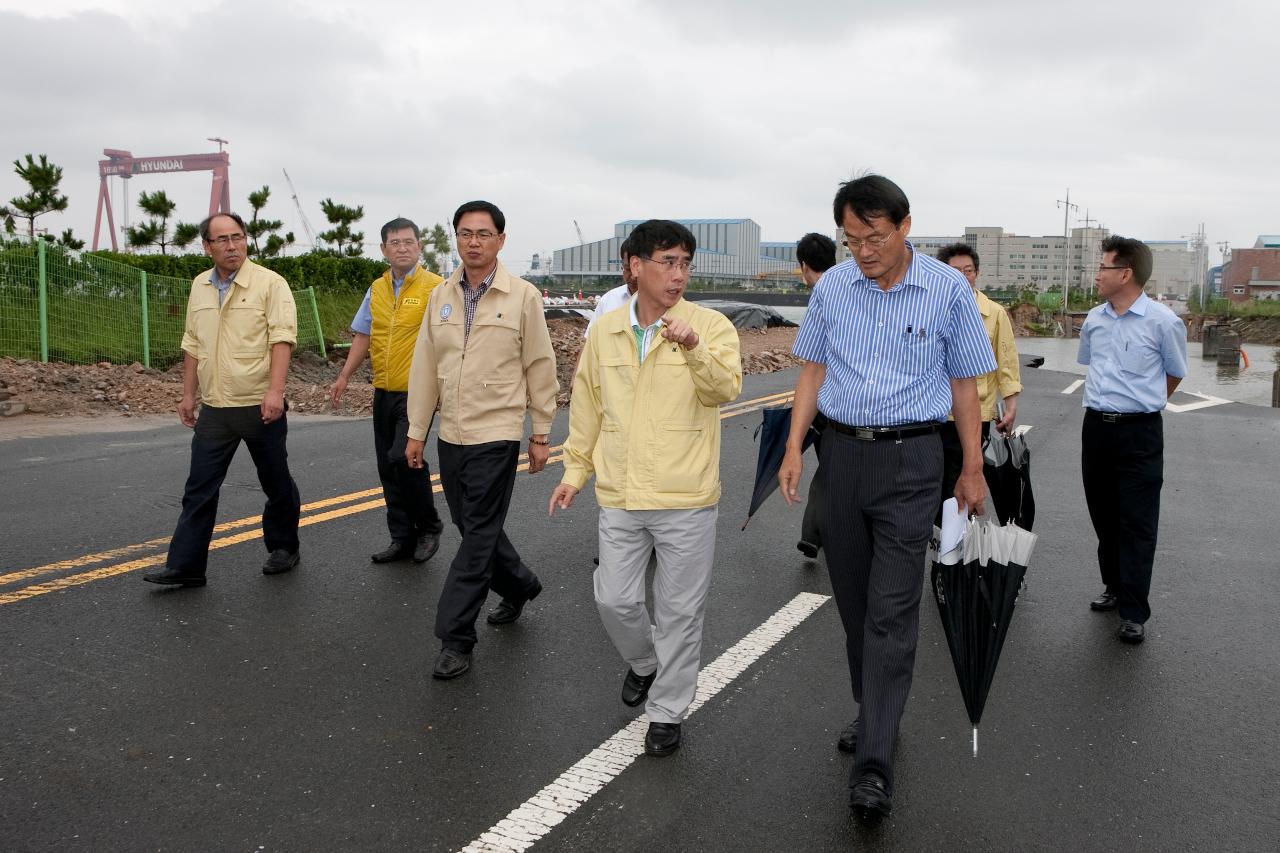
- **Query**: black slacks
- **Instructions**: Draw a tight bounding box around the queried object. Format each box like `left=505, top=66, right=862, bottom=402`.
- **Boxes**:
left=166, top=404, right=300, bottom=575
left=373, top=389, right=442, bottom=543
left=435, top=439, right=541, bottom=653
left=1081, top=410, right=1163, bottom=624
left=821, top=428, right=942, bottom=793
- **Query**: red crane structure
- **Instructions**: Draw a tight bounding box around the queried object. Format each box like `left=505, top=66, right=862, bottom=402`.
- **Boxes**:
left=91, top=146, right=232, bottom=251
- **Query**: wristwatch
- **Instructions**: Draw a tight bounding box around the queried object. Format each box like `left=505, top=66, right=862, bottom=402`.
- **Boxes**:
left=529, top=437, right=550, bottom=446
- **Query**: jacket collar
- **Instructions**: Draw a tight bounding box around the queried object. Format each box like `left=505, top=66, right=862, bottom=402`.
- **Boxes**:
left=448, top=260, right=511, bottom=294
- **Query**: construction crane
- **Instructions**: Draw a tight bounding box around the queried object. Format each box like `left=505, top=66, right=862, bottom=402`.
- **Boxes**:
left=573, top=219, right=585, bottom=245
left=282, top=168, right=319, bottom=250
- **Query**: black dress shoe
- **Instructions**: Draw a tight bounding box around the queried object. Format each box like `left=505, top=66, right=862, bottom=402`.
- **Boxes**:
left=432, top=648, right=472, bottom=679
left=142, top=566, right=207, bottom=587
left=644, top=722, right=681, bottom=757
left=371, top=540, right=413, bottom=563
left=413, top=533, right=440, bottom=563
left=797, top=540, right=819, bottom=559
left=850, top=772, right=892, bottom=823
left=262, top=549, right=299, bottom=575
left=487, top=578, right=543, bottom=625
left=1117, top=620, right=1145, bottom=644
left=621, top=668, right=657, bottom=707
left=1090, top=591, right=1118, bottom=611
left=837, top=717, right=863, bottom=753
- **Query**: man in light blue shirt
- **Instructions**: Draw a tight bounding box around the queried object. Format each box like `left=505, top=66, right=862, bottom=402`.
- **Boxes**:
left=778, top=175, right=995, bottom=823
left=1078, top=235, right=1187, bottom=645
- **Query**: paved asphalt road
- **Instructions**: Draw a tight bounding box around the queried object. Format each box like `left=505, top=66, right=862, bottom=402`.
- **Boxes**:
left=1, top=365, right=1277, bottom=852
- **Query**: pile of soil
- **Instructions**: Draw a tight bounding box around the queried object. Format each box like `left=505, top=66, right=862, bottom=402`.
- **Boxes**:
left=0, top=320, right=803, bottom=421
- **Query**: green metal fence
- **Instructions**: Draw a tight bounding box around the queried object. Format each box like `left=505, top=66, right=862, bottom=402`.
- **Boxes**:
left=0, top=236, right=325, bottom=368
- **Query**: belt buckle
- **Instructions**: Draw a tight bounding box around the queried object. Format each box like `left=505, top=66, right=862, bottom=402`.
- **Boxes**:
left=1101, top=412, right=1119, bottom=423
left=854, top=427, right=875, bottom=441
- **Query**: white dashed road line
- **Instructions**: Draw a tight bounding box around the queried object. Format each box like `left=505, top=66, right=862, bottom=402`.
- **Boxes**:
left=458, top=592, right=832, bottom=853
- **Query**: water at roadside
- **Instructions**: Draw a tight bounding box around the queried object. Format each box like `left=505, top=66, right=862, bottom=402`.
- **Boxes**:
left=772, top=305, right=1277, bottom=408
left=1016, top=337, right=1279, bottom=408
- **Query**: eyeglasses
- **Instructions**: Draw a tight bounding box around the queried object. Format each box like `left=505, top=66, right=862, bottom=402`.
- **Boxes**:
left=457, top=229, right=499, bottom=243
left=841, top=227, right=898, bottom=251
left=384, top=238, right=419, bottom=249
left=1097, top=264, right=1130, bottom=273
left=952, top=265, right=977, bottom=276
left=207, top=233, right=247, bottom=247
left=641, top=256, right=696, bottom=273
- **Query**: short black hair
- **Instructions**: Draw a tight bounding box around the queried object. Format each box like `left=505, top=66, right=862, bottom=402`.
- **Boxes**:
left=199, top=212, right=247, bottom=241
left=796, top=233, right=836, bottom=273
left=936, top=243, right=979, bottom=271
left=619, top=234, right=634, bottom=260
left=381, top=217, right=420, bottom=243
left=453, top=200, right=505, bottom=234
left=832, top=174, right=910, bottom=229
left=626, top=219, right=697, bottom=259
left=1101, top=235, right=1153, bottom=285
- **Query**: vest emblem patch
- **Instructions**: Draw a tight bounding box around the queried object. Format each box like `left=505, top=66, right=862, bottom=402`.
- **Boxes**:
left=440, top=304, right=453, bottom=320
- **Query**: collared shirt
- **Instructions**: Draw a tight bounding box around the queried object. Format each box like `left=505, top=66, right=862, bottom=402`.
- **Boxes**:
left=1077, top=292, right=1187, bottom=413
left=792, top=245, right=996, bottom=426
left=209, top=268, right=237, bottom=308
left=350, top=263, right=419, bottom=335
left=585, top=283, right=633, bottom=338
left=628, top=295, right=665, bottom=361
left=461, top=264, right=498, bottom=342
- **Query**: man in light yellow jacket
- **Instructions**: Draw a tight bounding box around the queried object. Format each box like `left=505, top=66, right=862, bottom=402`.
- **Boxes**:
left=936, top=243, right=1022, bottom=511
left=550, top=220, right=742, bottom=758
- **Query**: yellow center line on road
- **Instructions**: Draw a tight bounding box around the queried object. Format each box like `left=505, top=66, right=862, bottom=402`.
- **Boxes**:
left=1, top=386, right=796, bottom=606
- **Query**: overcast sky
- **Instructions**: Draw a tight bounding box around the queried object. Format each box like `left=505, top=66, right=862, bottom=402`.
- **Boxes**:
left=2, top=0, right=1274, bottom=272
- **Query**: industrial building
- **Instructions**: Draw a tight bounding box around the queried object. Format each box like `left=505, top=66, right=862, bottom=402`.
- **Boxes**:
left=552, top=219, right=797, bottom=285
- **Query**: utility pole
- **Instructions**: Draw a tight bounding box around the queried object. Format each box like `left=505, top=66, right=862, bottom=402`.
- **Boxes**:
left=1217, top=241, right=1231, bottom=313
left=1057, top=190, right=1078, bottom=336
left=1080, top=209, right=1098, bottom=293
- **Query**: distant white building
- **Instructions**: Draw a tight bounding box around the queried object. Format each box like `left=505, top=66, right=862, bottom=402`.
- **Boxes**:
left=553, top=218, right=797, bottom=284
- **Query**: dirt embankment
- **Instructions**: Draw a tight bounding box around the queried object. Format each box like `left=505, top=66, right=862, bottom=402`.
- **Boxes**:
left=0, top=320, right=802, bottom=421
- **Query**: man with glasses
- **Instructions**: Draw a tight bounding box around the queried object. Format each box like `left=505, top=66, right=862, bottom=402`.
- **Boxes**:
left=550, top=219, right=741, bottom=757
left=405, top=201, right=558, bottom=680
left=935, top=243, right=1022, bottom=520
left=144, top=212, right=301, bottom=587
left=1079, top=236, right=1186, bottom=644
left=778, top=175, right=995, bottom=822
left=331, top=218, right=446, bottom=566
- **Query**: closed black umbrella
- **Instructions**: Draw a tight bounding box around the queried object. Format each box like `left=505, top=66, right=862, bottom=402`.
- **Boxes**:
left=982, top=430, right=1035, bottom=531
left=742, top=406, right=818, bottom=530
left=931, top=520, right=1038, bottom=754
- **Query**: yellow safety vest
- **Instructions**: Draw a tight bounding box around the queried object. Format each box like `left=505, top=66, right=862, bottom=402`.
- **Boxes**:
left=369, top=266, right=443, bottom=391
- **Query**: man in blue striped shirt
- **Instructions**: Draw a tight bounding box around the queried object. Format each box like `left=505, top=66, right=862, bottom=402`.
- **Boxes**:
left=779, top=175, right=995, bottom=823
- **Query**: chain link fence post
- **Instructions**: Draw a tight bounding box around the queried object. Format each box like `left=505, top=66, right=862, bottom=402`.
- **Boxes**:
left=307, top=286, right=326, bottom=358
left=140, top=270, right=151, bottom=368
left=37, top=237, right=49, bottom=363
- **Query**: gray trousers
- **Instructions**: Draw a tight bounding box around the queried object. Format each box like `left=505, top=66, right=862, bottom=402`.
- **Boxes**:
left=594, top=506, right=718, bottom=724
left=821, top=429, right=942, bottom=793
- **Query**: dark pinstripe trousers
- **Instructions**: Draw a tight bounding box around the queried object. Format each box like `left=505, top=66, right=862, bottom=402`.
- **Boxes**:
left=820, top=428, right=942, bottom=793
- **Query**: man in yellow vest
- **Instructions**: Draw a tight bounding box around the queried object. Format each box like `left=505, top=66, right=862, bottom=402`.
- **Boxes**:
left=331, top=218, right=445, bottom=564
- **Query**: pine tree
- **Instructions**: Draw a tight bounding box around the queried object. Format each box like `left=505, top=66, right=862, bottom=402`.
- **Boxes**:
left=318, top=199, right=365, bottom=257
left=127, top=190, right=198, bottom=255
left=420, top=223, right=451, bottom=275
left=8, top=154, right=69, bottom=237
left=246, top=186, right=295, bottom=258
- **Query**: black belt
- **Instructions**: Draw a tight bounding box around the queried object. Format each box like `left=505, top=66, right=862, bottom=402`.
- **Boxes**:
left=1085, top=408, right=1160, bottom=423
left=827, top=420, right=942, bottom=441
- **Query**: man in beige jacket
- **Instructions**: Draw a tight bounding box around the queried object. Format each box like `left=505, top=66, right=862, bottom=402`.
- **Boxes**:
left=405, top=200, right=558, bottom=680
left=550, top=219, right=742, bottom=756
